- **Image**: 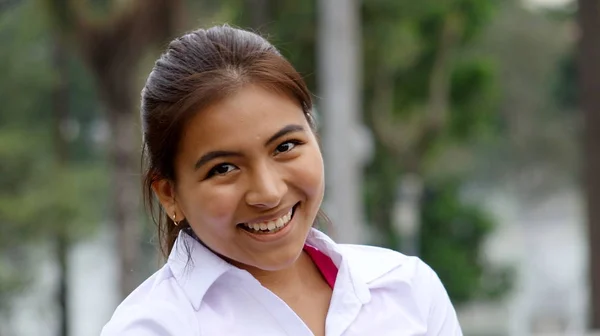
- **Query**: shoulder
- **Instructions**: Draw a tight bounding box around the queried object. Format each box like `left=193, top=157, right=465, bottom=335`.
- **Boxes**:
left=101, top=265, right=198, bottom=336
left=337, top=244, right=430, bottom=284
left=338, top=244, right=463, bottom=334
left=338, top=243, right=447, bottom=297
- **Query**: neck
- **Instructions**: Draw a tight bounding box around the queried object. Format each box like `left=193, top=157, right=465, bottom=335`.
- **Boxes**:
left=187, top=230, right=320, bottom=293
left=238, top=251, right=320, bottom=295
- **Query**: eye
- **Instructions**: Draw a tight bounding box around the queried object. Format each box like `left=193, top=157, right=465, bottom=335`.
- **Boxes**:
left=206, top=163, right=237, bottom=178
left=274, top=140, right=303, bottom=155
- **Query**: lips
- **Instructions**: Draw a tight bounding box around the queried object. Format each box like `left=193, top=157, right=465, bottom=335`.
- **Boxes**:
left=238, top=203, right=299, bottom=235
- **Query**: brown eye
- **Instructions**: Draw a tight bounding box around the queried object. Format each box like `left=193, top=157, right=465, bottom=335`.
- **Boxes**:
left=274, top=140, right=302, bottom=155
left=206, top=163, right=237, bottom=178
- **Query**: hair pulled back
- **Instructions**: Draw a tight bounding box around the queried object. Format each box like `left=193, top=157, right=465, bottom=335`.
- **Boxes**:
left=141, top=25, right=315, bottom=257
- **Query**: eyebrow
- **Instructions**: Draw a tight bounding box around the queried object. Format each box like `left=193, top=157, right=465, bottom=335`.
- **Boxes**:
left=194, top=150, right=242, bottom=170
left=264, top=124, right=305, bottom=147
left=193, top=124, right=306, bottom=170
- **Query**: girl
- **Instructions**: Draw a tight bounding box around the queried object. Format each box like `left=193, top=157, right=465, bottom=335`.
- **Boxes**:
left=101, top=25, right=462, bottom=336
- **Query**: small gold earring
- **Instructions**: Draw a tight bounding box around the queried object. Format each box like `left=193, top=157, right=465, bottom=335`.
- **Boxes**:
left=172, top=213, right=178, bottom=226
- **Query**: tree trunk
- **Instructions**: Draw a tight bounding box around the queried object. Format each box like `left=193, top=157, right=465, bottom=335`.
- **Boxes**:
left=577, top=0, right=600, bottom=329
left=46, top=0, right=184, bottom=299
left=56, top=234, right=69, bottom=336
left=392, top=174, right=424, bottom=256
left=317, top=0, right=368, bottom=243
left=106, top=106, right=141, bottom=297
left=85, top=31, right=142, bottom=297
left=369, top=13, right=458, bottom=253
left=52, top=35, right=70, bottom=336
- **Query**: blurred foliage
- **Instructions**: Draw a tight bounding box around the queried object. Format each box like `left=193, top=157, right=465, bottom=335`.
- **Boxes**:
left=361, top=0, right=508, bottom=303
left=362, top=0, right=497, bottom=228
left=467, top=0, right=578, bottom=198
left=0, top=0, right=107, bottom=312
left=1, top=0, right=576, bottom=316
left=420, top=179, right=513, bottom=303
left=422, top=0, right=576, bottom=302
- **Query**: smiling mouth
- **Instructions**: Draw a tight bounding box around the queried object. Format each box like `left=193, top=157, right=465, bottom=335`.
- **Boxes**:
left=238, top=203, right=299, bottom=234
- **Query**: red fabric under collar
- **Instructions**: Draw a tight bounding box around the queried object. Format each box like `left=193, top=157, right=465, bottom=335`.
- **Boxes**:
left=303, top=244, right=338, bottom=289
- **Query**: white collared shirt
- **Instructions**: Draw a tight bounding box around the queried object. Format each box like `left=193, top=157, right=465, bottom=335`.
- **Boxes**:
left=101, top=229, right=463, bottom=336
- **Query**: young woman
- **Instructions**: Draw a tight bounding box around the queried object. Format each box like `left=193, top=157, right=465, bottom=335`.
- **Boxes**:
left=101, top=25, right=463, bottom=336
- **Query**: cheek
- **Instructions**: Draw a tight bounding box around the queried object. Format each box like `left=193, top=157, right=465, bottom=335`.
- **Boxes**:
left=180, top=185, right=240, bottom=232
left=290, top=146, right=325, bottom=197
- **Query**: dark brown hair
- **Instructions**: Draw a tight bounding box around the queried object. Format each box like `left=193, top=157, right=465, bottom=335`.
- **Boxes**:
left=141, top=25, right=317, bottom=258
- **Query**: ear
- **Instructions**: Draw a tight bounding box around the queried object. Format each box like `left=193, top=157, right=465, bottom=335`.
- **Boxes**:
left=152, top=179, right=185, bottom=222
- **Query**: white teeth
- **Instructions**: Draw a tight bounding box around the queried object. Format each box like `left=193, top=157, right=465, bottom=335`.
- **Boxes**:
left=243, top=207, right=294, bottom=233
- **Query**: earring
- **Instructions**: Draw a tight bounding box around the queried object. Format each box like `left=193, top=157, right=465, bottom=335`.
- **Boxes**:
left=172, top=212, right=178, bottom=226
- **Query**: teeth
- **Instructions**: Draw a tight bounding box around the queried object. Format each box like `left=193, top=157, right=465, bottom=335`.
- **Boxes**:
left=243, top=207, right=294, bottom=233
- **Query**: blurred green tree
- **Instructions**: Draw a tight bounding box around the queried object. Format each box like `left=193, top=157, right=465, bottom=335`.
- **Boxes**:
left=470, top=0, right=577, bottom=198
left=418, top=0, right=577, bottom=304
left=420, top=179, right=512, bottom=303
left=0, top=1, right=107, bottom=333
left=43, top=0, right=185, bottom=298
left=0, top=1, right=535, bottom=322
left=361, top=0, right=514, bottom=304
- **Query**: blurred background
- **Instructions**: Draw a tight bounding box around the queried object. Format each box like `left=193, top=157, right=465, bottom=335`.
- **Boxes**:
left=1, top=0, right=598, bottom=335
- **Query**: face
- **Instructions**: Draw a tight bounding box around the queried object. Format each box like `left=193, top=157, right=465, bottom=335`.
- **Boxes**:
left=154, top=84, right=325, bottom=272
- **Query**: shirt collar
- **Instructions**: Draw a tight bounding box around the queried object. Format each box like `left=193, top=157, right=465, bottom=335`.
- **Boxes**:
left=305, top=229, right=372, bottom=304
left=167, top=230, right=239, bottom=310
left=167, top=227, right=372, bottom=310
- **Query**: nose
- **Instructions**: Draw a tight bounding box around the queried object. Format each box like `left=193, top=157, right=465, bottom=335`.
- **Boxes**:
left=245, top=163, right=287, bottom=209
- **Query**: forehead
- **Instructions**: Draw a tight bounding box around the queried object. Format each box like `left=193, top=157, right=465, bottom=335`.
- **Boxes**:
left=180, top=85, right=306, bottom=151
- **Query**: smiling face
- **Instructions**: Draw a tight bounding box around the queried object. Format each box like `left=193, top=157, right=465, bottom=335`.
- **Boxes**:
left=153, top=84, right=325, bottom=271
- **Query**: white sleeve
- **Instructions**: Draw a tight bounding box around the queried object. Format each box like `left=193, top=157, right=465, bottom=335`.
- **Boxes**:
left=100, top=302, right=196, bottom=336
left=425, top=264, right=463, bottom=336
